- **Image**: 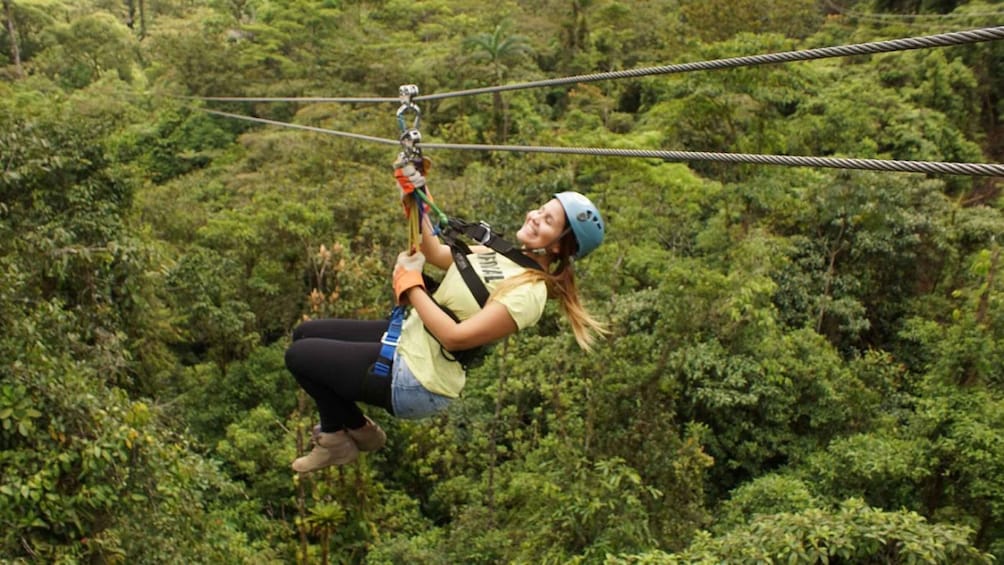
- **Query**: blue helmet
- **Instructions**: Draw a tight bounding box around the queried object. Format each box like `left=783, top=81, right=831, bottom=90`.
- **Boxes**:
left=555, top=192, right=605, bottom=259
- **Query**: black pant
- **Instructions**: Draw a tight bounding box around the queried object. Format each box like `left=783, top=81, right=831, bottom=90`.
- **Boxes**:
left=285, top=319, right=394, bottom=431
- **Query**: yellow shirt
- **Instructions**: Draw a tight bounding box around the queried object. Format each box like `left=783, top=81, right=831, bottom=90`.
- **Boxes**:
left=397, top=251, right=548, bottom=397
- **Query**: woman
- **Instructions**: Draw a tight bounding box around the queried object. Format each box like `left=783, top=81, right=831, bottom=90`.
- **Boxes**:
left=285, top=175, right=606, bottom=473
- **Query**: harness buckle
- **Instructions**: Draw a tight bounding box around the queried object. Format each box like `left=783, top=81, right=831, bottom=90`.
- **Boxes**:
left=380, top=332, right=400, bottom=347
left=476, top=221, right=493, bottom=244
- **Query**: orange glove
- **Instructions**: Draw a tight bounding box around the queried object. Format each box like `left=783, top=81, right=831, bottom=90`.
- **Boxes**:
left=393, top=251, right=426, bottom=304
left=394, top=158, right=426, bottom=196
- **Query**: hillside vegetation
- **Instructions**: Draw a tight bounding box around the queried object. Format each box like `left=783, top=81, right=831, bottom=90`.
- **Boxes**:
left=2, top=0, right=1003, bottom=562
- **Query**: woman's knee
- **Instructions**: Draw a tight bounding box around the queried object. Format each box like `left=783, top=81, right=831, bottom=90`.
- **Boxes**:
left=291, top=320, right=316, bottom=342
left=285, top=340, right=307, bottom=373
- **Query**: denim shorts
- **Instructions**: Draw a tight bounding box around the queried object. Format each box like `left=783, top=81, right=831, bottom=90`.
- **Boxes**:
left=391, top=351, right=453, bottom=419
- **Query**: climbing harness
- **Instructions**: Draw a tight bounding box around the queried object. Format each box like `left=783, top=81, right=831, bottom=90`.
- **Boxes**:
left=427, top=217, right=544, bottom=369
left=438, top=217, right=543, bottom=306
left=375, top=85, right=545, bottom=374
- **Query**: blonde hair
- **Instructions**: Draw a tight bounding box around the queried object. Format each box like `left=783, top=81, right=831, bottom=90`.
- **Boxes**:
left=493, top=232, right=607, bottom=350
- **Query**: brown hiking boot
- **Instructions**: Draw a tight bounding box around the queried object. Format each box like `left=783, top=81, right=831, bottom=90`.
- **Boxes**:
left=291, top=430, right=358, bottom=473
left=347, top=417, right=387, bottom=452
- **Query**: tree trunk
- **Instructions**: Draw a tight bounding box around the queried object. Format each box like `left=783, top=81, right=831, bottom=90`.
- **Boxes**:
left=138, top=0, right=147, bottom=39
left=975, top=245, right=999, bottom=327
left=2, top=0, right=23, bottom=78
left=294, top=393, right=310, bottom=562
left=816, top=219, right=848, bottom=335
left=492, top=91, right=506, bottom=144
left=486, top=338, right=510, bottom=519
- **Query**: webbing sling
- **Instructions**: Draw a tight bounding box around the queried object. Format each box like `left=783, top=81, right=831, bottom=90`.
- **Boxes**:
left=445, top=218, right=544, bottom=272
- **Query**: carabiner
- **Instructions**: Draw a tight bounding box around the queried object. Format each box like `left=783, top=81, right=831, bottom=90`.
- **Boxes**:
left=396, top=84, right=421, bottom=133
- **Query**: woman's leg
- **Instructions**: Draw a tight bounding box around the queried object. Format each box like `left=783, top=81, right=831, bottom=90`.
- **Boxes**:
left=286, top=318, right=395, bottom=431
left=285, top=338, right=379, bottom=430
left=292, top=318, right=388, bottom=343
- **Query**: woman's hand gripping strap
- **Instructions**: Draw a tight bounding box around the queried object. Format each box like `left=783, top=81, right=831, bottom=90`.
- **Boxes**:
left=393, top=250, right=426, bottom=305
left=394, top=155, right=426, bottom=196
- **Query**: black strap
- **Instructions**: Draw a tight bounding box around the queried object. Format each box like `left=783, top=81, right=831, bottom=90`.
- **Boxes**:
left=447, top=218, right=544, bottom=272
left=420, top=217, right=545, bottom=368
left=452, top=248, right=490, bottom=306
left=439, top=218, right=544, bottom=309
left=438, top=220, right=490, bottom=307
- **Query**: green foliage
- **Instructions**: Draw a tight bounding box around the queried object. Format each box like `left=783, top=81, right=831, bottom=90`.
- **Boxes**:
left=611, top=499, right=991, bottom=564
left=914, top=385, right=1004, bottom=552
left=33, top=11, right=138, bottom=89
left=217, top=404, right=298, bottom=509
left=463, top=20, right=532, bottom=80
left=111, top=104, right=236, bottom=183
left=714, top=474, right=821, bottom=532
left=165, top=247, right=260, bottom=370
left=0, top=298, right=268, bottom=563
left=0, top=0, right=70, bottom=65
left=804, top=433, right=935, bottom=509
left=494, top=448, right=663, bottom=562
left=680, top=0, right=822, bottom=42
left=0, top=71, right=268, bottom=562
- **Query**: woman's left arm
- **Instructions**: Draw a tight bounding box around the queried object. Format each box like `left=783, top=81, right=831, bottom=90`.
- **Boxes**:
left=403, top=286, right=517, bottom=351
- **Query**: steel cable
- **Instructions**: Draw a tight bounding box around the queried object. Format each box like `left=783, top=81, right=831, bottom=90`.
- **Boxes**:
left=201, top=109, right=400, bottom=146
left=420, top=142, right=1004, bottom=176
left=413, top=26, right=1004, bottom=101
left=192, top=26, right=1004, bottom=178
left=184, top=27, right=1004, bottom=105
left=199, top=109, right=1004, bottom=177
left=184, top=96, right=397, bottom=103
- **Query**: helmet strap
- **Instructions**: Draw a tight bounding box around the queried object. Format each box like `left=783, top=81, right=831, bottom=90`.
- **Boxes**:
left=522, top=228, right=571, bottom=257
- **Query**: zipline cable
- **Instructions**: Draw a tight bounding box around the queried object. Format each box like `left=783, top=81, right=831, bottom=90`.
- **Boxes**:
left=420, top=143, right=1004, bottom=177
left=183, top=95, right=397, bottom=103
left=199, top=109, right=1004, bottom=177
left=412, top=26, right=1004, bottom=101
left=185, top=26, right=1004, bottom=105
left=201, top=109, right=400, bottom=146
left=194, top=26, right=1004, bottom=178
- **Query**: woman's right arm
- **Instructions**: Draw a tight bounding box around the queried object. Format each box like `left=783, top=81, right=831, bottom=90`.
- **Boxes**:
left=404, top=286, right=518, bottom=351
left=420, top=215, right=454, bottom=270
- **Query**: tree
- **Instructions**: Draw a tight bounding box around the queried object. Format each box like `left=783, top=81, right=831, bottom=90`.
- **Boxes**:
left=125, top=0, right=146, bottom=38
left=560, top=0, right=592, bottom=71
left=2, top=0, right=21, bottom=77
left=463, top=21, right=532, bottom=143
left=33, top=12, right=137, bottom=89
left=0, top=76, right=272, bottom=563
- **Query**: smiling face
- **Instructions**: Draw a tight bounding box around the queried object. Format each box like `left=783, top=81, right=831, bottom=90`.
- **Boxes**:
left=516, top=198, right=568, bottom=253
